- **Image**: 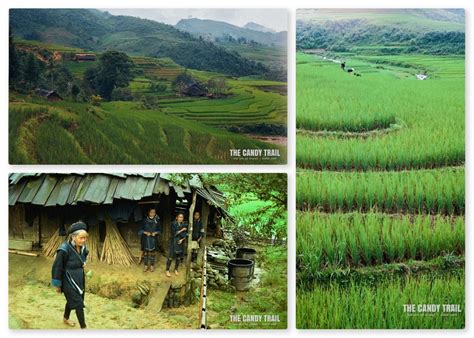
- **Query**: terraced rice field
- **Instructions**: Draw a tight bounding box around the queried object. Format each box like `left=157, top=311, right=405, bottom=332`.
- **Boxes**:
left=9, top=98, right=285, bottom=164
left=297, top=272, right=465, bottom=329
left=297, top=212, right=464, bottom=270
left=297, top=168, right=464, bottom=214
left=9, top=50, right=287, bottom=164
left=130, top=58, right=287, bottom=129
left=297, top=53, right=464, bottom=171
left=132, top=57, right=184, bottom=80
left=296, top=52, right=465, bottom=329
left=162, top=84, right=286, bottom=126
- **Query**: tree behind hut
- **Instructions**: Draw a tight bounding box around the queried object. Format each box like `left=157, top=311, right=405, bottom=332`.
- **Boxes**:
left=172, top=71, right=194, bottom=96
left=84, top=51, right=134, bottom=101
left=207, top=77, right=228, bottom=98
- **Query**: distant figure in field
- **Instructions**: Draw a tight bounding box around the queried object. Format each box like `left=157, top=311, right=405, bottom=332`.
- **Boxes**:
left=341, top=61, right=361, bottom=77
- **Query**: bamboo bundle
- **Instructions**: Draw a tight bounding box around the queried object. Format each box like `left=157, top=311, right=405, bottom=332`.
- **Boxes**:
left=100, top=218, right=135, bottom=266
left=42, top=229, right=64, bottom=257
left=87, top=224, right=100, bottom=263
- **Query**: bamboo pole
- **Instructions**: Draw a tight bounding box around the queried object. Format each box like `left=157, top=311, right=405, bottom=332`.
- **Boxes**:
left=198, top=246, right=207, bottom=329
left=9, top=250, right=39, bottom=257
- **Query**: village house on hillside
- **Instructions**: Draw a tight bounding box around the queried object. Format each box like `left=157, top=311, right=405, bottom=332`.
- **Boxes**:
left=182, top=82, right=208, bottom=97
left=74, top=53, right=96, bottom=61
left=34, top=89, right=63, bottom=102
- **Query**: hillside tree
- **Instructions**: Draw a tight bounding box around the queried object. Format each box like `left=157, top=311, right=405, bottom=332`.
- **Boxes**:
left=85, top=51, right=134, bottom=100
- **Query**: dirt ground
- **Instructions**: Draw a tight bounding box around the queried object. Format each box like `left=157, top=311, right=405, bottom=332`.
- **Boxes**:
left=9, top=243, right=287, bottom=330
left=8, top=253, right=197, bottom=329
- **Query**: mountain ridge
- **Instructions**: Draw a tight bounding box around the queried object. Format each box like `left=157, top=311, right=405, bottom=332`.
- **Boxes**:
left=9, top=8, right=269, bottom=77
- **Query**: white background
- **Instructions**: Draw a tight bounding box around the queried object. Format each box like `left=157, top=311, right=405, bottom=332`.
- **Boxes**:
left=0, top=0, right=472, bottom=337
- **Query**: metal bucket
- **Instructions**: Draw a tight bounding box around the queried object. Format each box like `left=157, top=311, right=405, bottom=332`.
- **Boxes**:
left=228, top=259, right=254, bottom=291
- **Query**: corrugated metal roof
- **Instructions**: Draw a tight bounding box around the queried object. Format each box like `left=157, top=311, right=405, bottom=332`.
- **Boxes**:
left=17, top=176, right=46, bottom=204
left=10, top=173, right=42, bottom=185
left=81, top=174, right=111, bottom=204
left=45, top=176, right=72, bottom=207
left=9, top=179, right=27, bottom=205
left=8, top=174, right=226, bottom=211
left=31, top=175, right=58, bottom=205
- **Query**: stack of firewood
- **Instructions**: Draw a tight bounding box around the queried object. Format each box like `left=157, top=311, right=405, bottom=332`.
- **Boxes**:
left=42, top=229, right=63, bottom=257
left=100, top=218, right=135, bottom=266
left=87, top=224, right=100, bottom=263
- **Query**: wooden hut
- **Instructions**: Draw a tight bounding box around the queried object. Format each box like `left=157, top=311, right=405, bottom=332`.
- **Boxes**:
left=182, top=82, right=208, bottom=97
left=8, top=173, right=227, bottom=265
left=34, top=89, right=63, bottom=102
left=74, top=53, right=96, bottom=61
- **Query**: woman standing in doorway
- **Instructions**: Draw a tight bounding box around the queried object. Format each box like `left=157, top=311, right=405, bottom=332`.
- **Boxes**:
left=138, top=208, right=161, bottom=272
left=165, top=212, right=187, bottom=277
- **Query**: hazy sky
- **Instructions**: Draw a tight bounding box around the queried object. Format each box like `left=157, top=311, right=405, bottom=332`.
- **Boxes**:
left=101, top=9, right=288, bottom=32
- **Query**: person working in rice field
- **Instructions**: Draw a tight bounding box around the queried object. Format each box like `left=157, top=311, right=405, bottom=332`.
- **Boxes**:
left=138, top=208, right=161, bottom=272
left=191, top=211, right=205, bottom=260
left=165, top=212, right=188, bottom=277
left=51, top=221, right=89, bottom=329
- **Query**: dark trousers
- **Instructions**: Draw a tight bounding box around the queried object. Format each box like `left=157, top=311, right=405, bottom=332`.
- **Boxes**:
left=143, top=251, right=157, bottom=266
left=166, top=257, right=180, bottom=271
left=64, top=303, right=86, bottom=329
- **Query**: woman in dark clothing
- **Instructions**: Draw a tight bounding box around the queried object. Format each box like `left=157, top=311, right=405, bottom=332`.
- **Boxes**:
left=165, top=213, right=188, bottom=277
left=191, top=211, right=205, bottom=261
left=138, top=208, right=161, bottom=272
left=51, top=221, right=89, bottom=329
left=192, top=211, right=204, bottom=243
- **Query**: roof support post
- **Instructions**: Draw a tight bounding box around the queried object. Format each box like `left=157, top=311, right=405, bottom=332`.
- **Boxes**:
left=185, top=190, right=197, bottom=304
left=197, top=200, right=209, bottom=266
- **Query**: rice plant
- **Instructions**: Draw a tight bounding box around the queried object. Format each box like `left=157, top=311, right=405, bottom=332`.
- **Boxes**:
left=297, top=211, right=464, bottom=269
left=297, top=273, right=465, bottom=329
left=296, top=168, right=464, bottom=214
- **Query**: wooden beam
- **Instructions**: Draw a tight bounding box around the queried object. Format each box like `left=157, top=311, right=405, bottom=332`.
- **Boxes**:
left=9, top=249, right=39, bottom=257
left=185, top=190, right=197, bottom=303
left=137, top=200, right=161, bottom=204
left=197, top=201, right=210, bottom=265
left=161, top=195, right=172, bottom=253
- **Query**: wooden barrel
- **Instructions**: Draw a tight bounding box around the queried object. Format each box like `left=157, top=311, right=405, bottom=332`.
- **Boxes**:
left=228, top=259, right=254, bottom=291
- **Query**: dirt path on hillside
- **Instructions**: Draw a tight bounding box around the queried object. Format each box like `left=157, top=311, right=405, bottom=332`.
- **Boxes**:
left=246, top=134, right=287, bottom=146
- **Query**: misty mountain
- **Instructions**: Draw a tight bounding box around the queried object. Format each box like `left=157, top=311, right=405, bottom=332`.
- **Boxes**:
left=175, top=18, right=286, bottom=47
